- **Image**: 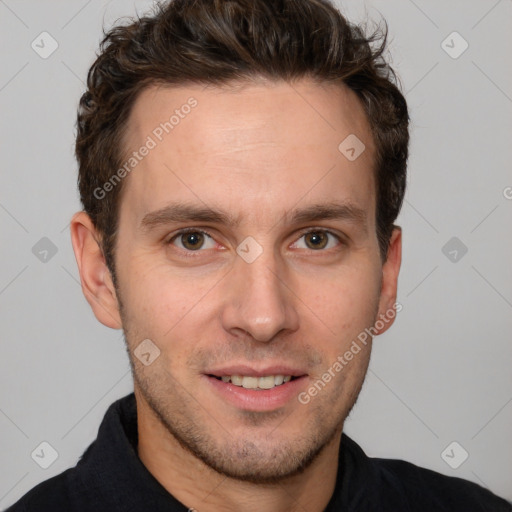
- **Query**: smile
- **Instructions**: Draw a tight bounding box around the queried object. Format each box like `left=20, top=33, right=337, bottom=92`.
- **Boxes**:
left=211, top=375, right=295, bottom=390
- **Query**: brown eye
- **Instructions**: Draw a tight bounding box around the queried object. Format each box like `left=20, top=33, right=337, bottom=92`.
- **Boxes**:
left=304, top=231, right=328, bottom=250
left=169, top=230, right=216, bottom=251
left=181, top=232, right=205, bottom=250
left=291, top=230, right=341, bottom=251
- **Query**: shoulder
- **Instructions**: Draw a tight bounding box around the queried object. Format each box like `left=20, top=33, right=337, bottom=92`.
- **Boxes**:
left=5, top=469, right=75, bottom=511
left=373, top=456, right=512, bottom=511
left=339, top=435, right=511, bottom=511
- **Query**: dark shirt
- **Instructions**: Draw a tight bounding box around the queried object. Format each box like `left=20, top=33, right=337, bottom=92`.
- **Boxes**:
left=6, top=393, right=511, bottom=511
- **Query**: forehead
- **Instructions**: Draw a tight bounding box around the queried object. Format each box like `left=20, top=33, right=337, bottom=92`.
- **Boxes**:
left=119, top=78, right=376, bottom=228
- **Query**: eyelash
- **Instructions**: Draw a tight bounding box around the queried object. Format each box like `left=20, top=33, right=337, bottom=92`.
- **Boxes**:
left=166, top=227, right=344, bottom=254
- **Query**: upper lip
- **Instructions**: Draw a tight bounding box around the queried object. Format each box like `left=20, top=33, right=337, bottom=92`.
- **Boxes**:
left=206, top=365, right=308, bottom=378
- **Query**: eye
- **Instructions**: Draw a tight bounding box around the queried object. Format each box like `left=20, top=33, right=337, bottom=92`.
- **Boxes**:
left=168, top=229, right=217, bottom=251
left=167, top=228, right=343, bottom=253
left=291, top=229, right=342, bottom=251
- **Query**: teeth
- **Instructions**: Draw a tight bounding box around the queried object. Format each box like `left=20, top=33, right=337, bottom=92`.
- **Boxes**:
left=218, top=375, right=294, bottom=389
left=258, top=376, right=275, bottom=389
left=274, top=375, right=284, bottom=385
left=231, top=375, right=243, bottom=386
left=242, top=376, right=259, bottom=389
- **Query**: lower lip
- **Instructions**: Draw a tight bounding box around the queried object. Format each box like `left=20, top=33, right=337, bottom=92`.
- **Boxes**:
left=204, top=375, right=308, bottom=411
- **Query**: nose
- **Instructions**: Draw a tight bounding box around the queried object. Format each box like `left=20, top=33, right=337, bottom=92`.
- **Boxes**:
left=220, top=246, right=299, bottom=343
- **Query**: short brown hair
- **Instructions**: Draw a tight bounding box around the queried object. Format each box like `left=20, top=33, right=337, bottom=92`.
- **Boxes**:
left=76, top=0, right=409, bottom=278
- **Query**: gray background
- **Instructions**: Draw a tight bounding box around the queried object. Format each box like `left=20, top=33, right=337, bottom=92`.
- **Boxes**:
left=1, top=0, right=511, bottom=507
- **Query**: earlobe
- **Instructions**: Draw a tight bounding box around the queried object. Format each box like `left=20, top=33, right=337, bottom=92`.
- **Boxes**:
left=70, top=211, right=122, bottom=329
left=374, top=227, right=402, bottom=336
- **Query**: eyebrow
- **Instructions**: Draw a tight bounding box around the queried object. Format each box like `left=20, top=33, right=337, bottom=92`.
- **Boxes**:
left=140, top=201, right=368, bottom=233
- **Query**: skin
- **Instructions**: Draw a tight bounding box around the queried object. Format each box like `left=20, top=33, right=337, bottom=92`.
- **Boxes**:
left=71, top=78, right=401, bottom=512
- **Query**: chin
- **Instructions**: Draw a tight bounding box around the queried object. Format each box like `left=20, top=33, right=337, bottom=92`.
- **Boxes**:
left=186, top=437, right=330, bottom=484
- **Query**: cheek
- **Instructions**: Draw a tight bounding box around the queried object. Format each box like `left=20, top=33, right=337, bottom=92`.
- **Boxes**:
left=303, top=264, right=381, bottom=338
left=118, top=259, right=221, bottom=340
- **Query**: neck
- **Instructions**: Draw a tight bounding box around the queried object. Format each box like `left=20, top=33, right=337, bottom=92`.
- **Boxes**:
left=135, top=389, right=342, bottom=512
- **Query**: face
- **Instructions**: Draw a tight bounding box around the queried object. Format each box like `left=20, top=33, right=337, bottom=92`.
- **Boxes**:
left=79, top=78, right=401, bottom=483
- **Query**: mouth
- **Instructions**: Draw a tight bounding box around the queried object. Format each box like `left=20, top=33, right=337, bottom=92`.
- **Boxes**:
left=209, top=374, right=299, bottom=390
left=204, top=369, right=308, bottom=411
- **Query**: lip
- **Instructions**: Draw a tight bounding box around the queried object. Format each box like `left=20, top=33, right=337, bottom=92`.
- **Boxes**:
left=203, top=373, right=308, bottom=412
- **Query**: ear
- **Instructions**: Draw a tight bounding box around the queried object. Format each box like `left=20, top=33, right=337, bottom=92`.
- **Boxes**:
left=70, top=211, right=122, bottom=329
left=374, top=226, right=402, bottom=336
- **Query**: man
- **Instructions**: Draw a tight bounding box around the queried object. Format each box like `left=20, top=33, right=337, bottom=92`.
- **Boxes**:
left=7, top=0, right=511, bottom=510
